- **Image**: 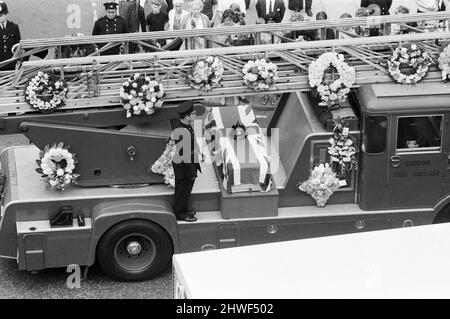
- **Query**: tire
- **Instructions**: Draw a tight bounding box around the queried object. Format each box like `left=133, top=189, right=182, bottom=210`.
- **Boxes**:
left=97, top=219, right=173, bottom=282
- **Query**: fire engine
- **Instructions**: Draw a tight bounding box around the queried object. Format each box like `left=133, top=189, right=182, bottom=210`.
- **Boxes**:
left=0, top=12, right=449, bottom=281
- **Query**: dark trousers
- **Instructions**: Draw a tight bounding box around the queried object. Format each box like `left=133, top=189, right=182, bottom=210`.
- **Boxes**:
left=173, top=178, right=196, bottom=215
left=172, top=162, right=199, bottom=215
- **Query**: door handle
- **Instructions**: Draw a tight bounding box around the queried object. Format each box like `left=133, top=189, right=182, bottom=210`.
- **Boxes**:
left=390, top=155, right=401, bottom=168
left=127, top=146, right=136, bottom=162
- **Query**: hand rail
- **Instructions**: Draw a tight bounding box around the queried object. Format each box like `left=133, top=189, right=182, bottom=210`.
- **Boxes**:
left=18, top=12, right=450, bottom=48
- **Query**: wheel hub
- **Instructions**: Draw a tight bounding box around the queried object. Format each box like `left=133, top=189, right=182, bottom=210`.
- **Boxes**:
left=114, top=233, right=157, bottom=271
left=127, top=241, right=142, bottom=255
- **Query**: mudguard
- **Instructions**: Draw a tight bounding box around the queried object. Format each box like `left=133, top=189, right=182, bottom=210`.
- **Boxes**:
left=88, top=198, right=179, bottom=265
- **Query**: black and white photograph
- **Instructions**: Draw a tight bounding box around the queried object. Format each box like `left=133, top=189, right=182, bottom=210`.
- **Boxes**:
left=0, top=0, right=449, bottom=305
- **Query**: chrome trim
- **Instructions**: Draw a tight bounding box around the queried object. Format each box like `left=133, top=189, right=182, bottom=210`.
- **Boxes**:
left=219, top=238, right=236, bottom=243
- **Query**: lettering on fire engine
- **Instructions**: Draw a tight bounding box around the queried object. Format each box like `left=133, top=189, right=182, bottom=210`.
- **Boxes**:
left=394, top=172, right=407, bottom=178
left=412, top=170, right=440, bottom=177
left=405, top=160, right=431, bottom=167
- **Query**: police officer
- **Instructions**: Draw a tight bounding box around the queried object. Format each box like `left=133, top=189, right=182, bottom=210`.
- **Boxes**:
left=0, top=2, right=20, bottom=71
left=92, top=1, right=130, bottom=55
left=171, top=101, right=205, bottom=222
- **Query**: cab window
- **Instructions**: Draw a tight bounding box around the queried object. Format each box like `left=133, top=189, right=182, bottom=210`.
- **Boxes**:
left=396, top=115, right=442, bottom=152
left=363, top=115, right=387, bottom=154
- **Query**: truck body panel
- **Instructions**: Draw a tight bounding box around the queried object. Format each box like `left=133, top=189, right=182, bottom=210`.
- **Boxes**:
left=2, top=82, right=450, bottom=273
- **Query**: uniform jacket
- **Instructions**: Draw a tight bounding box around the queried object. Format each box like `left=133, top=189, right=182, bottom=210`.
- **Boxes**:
left=92, top=15, right=130, bottom=55
left=0, top=20, right=20, bottom=65
left=256, top=0, right=286, bottom=21
left=288, top=0, right=312, bottom=12
left=172, top=120, right=201, bottom=180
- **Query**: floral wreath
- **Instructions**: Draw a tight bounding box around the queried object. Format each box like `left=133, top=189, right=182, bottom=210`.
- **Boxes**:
left=120, top=73, right=164, bottom=118
left=298, top=163, right=340, bottom=207
left=308, top=52, right=356, bottom=106
left=438, top=44, right=450, bottom=81
left=151, top=138, right=176, bottom=188
left=35, top=142, right=80, bottom=191
left=388, top=43, right=433, bottom=84
left=328, top=118, right=357, bottom=179
left=187, top=56, right=224, bottom=91
left=242, top=58, right=279, bottom=91
left=25, top=71, right=68, bottom=113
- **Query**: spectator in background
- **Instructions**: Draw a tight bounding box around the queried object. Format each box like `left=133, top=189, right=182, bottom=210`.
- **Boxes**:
left=415, top=0, right=443, bottom=30
left=216, top=9, right=244, bottom=105
left=315, top=11, right=335, bottom=40
left=229, top=3, right=246, bottom=24
left=222, top=6, right=250, bottom=104
left=416, top=0, right=442, bottom=13
left=229, top=4, right=252, bottom=44
left=395, top=5, right=411, bottom=14
left=119, top=0, right=144, bottom=32
left=360, top=0, right=392, bottom=15
left=215, top=9, right=239, bottom=46
left=201, top=0, right=218, bottom=25
left=256, top=0, right=286, bottom=23
left=0, top=2, right=21, bottom=70
left=217, top=0, right=247, bottom=22
left=255, top=17, right=271, bottom=44
left=288, top=0, right=312, bottom=18
left=367, top=4, right=382, bottom=36
left=141, top=0, right=169, bottom=22
left=146, top=0, right=169, bottom=48
left=392, top=6, right=418, bottom=34
left=338, top=13, right=357, bottom=39
left=283, top=11, right=316, bottom=41
left=354, top=7, right=370, bottom=36
left=164, top=0, right=188, bottom=51
left=181, top=0, right=211, bottom=49
left=168, top=0, right=189, bottom=30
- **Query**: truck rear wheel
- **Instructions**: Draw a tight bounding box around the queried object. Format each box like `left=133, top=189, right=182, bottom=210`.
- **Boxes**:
left=97, top=219, right=173, bottom=281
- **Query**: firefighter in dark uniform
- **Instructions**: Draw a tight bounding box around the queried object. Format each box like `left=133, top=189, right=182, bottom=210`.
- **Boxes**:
left=171, top=101, right=205, bottom=222
left=92, top=1, right=130, bottom=55
left=0, top=2, right=20, bottom=71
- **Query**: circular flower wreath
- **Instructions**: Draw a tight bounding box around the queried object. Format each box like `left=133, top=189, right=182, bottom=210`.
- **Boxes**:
left=388, top=43, right=433, bottom=85
left=187, top=56, right=224, bottom=91
left=120, top=73, right=164, bottom=118
left=25, top=71, right=68, bottom=113
left=438, top=44, right=450, bottom=81
left=308, top=52, right=356, bottom=106
left=35, top=142, right=80, bottom=191
left=242, top=59, right=279, bottom=91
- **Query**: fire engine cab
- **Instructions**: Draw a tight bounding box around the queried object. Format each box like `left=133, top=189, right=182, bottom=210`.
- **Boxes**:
left=0, top=13, right=450, bottom=281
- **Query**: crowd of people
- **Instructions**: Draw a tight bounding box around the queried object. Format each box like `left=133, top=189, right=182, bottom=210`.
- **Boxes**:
left=90, top=0, right=450, bottom=51
left=1, top=0, right=450, bottom=68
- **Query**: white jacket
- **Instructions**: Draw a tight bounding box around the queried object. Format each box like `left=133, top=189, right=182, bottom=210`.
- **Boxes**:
left=415, top=0, right=442, bottom=12
left=168, top=9, right=190, bottom=30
